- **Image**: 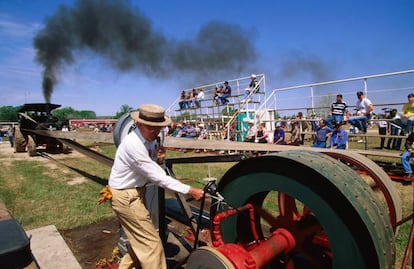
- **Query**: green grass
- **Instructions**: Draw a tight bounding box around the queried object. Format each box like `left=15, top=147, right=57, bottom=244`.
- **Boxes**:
left=0, top=150, right=114, bottom=230
left=0, top=140, right=411, bottom=266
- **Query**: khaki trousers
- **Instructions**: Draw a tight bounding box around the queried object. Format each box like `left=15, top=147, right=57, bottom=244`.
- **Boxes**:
left=110, top=187, right=166, bottom=269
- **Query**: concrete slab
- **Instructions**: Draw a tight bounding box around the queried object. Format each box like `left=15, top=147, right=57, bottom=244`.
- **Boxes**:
left=26, top=225, right=82, bottom=269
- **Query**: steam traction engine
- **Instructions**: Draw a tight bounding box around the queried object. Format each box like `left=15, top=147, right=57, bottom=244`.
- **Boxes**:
left=113, top=112, right=406, bottom=269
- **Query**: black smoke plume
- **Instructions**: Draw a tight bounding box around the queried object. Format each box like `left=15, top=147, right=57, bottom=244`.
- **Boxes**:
left=33, top=0, right=257, bottom=102
left=278, top=50, right=333, bottom=83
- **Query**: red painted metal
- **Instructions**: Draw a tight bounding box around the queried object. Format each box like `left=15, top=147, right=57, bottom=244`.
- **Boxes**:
left=211, top=203, right=296, bottom=268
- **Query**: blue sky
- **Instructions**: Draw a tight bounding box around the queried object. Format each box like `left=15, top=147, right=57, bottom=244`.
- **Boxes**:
left=0, top=0, right=413, bottom=116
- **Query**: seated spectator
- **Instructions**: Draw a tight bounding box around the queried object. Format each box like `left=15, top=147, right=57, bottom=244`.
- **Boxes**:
left=400, top=131, right=414, bottom=178
left=399, top=93, right=414, bottom=133
left=183, top=124, right=197, bottom=138
left=348, top=91, right=373, bottom=134
left=273, top=122, right=285, bottom=144
left=242, top=74, right=259, bottom=102
left=190, top=88, right=198, bottom=108
left=219, top=81, right=231, bottom=105
left=286, top=121, right=301, bottom=146
left=212, top=86, right=222, bottom=105
left=256, top=123, right=269, bottom=143
left=326, top=94, right=349, bottom=129
left=244, top=120, right=257, bottom=142
left=193, top=88, right=205, bottom=108
left=330, top=121, right=348, bottom=149
left=311, top=119, right=333, bottom=148
left=198, top=123, right=207, bottom=140
left=179, top=90, right=188, bottom=109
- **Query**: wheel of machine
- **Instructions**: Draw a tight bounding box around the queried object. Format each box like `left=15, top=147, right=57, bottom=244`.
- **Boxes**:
left=208, top=150, right=395, bottom=269
left=27, top=135, right=37, bottom=157
left=13, top=126, right=27, bottom=153
left=321, top=150, right=402, bottom=228
left=113, top=112, right=136, bottom=148
left=187, top=246, right=235, bottom=269
left=62, top=144, right=70, bottom=154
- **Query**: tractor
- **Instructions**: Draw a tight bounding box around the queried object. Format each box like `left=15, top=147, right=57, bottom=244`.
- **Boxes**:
left=14, top=103, right=67, bottom=156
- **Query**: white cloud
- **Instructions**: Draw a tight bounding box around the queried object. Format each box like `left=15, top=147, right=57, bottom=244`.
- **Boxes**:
left=0, top=13, right=41, bottom=38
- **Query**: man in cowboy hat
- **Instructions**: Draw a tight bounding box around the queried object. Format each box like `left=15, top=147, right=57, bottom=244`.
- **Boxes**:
left=109, top=104, right=204, bottom=269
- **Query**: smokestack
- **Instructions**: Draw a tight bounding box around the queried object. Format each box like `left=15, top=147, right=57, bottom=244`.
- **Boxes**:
left=33, top=0, right=257, bottom=102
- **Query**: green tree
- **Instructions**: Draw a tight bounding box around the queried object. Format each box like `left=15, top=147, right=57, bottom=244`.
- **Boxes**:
left=77, top=110, right=96, bottom=119
left=115, top=104, right=134, bottom=119
left=52, top=107, right=96, bottom=127
left=0, top=106, right=21, bottom=121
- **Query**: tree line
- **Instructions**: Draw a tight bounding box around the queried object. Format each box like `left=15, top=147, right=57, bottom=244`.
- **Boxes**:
left=0, top=104, right=134, bottom=125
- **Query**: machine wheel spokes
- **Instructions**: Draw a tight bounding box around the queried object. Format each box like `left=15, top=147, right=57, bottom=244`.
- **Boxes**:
left=206, top=151, right=395, bottom=269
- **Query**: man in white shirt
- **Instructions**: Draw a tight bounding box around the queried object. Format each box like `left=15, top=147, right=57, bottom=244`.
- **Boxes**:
left=109, top=104, right=204, bottom=269
left=348, top=91, right=374, bottom=133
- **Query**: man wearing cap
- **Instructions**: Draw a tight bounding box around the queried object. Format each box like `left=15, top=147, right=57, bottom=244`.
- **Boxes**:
left=109, top=104, right=204, bottom=269
left=242, top=74, right=259, bottom=102
left=330, top=121, right=348, bottom=149
left=348, top=91, right=374, bottom=134
left=219, top=81, right=232, bottom=105
left=273, top=122, right=285, bottom=144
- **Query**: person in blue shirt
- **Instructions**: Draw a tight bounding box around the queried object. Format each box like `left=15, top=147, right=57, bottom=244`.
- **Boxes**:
left=400, top=131, right=414, bottom=178
left=311, top=119, right=333, bottom=148
left=219, top=81, right=232, bottom=105
left=273, top=122, right=285, bottom=144
left=330, top=121, right=348, bottom=149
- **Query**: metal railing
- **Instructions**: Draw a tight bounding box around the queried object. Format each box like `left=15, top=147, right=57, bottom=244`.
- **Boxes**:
left=256, top=69, right=414, bottom=130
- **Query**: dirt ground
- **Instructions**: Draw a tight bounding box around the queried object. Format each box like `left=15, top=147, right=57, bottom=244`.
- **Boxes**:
left=60, top=217, right=121, bottom=269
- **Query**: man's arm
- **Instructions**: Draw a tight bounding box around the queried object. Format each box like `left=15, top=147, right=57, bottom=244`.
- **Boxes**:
left=367, top=104, right=374, bottom=114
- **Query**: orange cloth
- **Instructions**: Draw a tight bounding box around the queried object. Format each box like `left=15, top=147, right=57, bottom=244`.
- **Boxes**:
left=97, top=185, right=112, bottom=205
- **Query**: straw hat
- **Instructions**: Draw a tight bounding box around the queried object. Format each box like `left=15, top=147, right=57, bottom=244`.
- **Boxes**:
left=130, top=104, right=171, bottom=127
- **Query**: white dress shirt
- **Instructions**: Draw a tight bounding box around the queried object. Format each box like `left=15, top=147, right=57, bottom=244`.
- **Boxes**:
left=109, top=128, right=190, bottom=194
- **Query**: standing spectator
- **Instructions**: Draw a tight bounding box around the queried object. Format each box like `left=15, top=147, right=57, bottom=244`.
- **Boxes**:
left=401, top=131, right=414, bottom=178
left=244, top=120, right=257, bottom=142
left=297, top=112, right=308, bottom=145
left=400, top=93, right=414, bottom=133
left=7, top=127, right=14, bottom=148
left=377, top=113, right=388, bottom=149
left=0, top=129, right=3, bottom=143
left=273, top=122, right=285, bottom=144
left=311, top=119, right=333, bottom=148
left=219, top=81, right=231, bottom=105
left=108, top=104, right=204, bottom=269
left=326, top=94, right=349, bottom=128
left=330, top=121, right=348, bottom=149
left=386, top=109, right=403, bottom=150
left=61, top=125, right=69, bottom=132
left=348, top=91, right=374, bottom=134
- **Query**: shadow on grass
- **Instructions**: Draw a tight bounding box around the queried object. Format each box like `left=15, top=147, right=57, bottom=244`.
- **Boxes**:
left=38, top=152, right=108, bottom=186
left=64, top=165, right=108, bottom=186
